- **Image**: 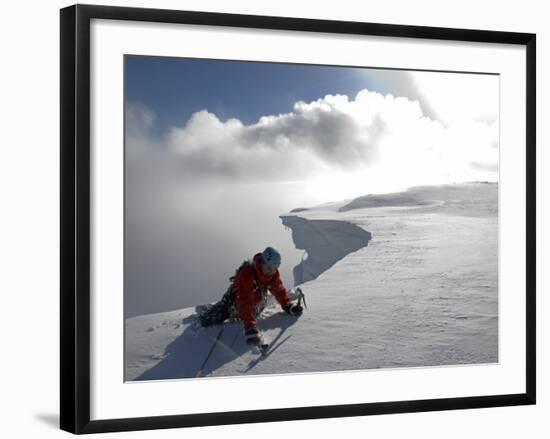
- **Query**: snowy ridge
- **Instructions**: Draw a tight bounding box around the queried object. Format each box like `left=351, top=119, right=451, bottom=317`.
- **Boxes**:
left=125, top=182, right=498, bottom=381
left=340, top=181, right=497, bottom=216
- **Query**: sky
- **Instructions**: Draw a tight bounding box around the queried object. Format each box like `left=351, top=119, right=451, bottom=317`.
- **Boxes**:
left=125, top=56, right=426, bottom=134
left=124, top=55, right=499, bottom=318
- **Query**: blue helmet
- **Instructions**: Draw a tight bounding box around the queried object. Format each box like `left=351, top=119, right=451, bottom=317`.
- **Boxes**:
left=261, top=246, right=281, bottom=269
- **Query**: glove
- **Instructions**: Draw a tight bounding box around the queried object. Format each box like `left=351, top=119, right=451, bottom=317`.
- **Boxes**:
left=284, top=301, right=303, bottom=316
left=244, top=325, right=262, bottom=345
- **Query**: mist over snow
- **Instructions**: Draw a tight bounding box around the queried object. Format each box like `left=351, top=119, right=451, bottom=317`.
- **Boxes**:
left=125, top=183, right=498, bottom=381
left=125, top=80, right=498, bottom=318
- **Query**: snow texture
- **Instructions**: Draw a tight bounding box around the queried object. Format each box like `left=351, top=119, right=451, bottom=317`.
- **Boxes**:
left=125, top=182, right=498, bottom=381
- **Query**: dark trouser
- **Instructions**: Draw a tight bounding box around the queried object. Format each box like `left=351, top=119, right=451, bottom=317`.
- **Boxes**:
left=198, top=287, right=235, bottom=327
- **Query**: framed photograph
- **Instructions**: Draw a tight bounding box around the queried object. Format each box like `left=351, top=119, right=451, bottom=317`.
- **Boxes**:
left=60, top=4, right=536, bottom=434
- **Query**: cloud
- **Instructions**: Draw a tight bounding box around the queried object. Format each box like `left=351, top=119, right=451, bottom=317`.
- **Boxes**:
left=164, top=95, right=381, bottom=180
left=470, top=161, right=499, bottom=172
left=359, top=69, right=442, bottom=122
left=127, top=87, right=499, bottom=187
left=409, top=71, right=499, bottom=126
left=126, top=101, right=156, bottom=137
left=361, top=69, right=499, bottom=128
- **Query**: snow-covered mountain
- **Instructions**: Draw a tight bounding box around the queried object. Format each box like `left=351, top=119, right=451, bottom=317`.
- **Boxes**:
left=125, top=182, right=498, bottom=381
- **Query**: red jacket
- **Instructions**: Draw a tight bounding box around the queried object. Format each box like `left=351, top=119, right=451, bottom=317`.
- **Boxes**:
left=234, top=253, right=290, bottom=328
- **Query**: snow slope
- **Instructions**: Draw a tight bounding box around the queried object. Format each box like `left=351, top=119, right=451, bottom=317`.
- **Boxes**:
left=125, top=182, right=498, bottom=381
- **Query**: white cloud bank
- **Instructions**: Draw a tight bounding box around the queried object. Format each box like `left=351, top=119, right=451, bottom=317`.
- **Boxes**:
left=410, top=71, right=499, bottom=126
left=128, top=85, right=498, bottom=198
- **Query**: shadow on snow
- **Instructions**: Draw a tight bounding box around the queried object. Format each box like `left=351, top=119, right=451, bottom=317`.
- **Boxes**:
left=134, top=312, right=300, bottom=381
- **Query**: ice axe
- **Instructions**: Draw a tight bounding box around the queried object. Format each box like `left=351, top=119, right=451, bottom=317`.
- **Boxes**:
left=295, top=287, right=307, bottom=310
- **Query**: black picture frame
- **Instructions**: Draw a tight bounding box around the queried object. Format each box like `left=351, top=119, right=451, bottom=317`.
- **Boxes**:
left=60, top=3, right=536, bottom=434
